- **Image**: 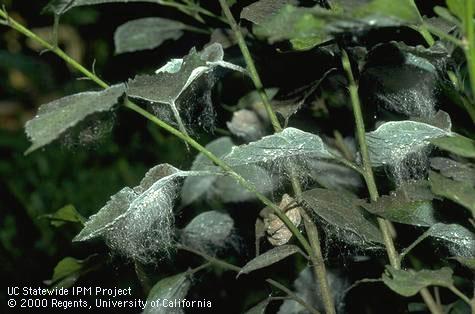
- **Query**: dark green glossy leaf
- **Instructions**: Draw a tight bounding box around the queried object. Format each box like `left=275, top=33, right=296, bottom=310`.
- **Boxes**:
left=429, top=171, right=475, bottom=217
left=144, top=272, right=191, bottom=314
left=300, top=188, right=384, bottom=248
left=382, top=266, right=453, bottom=297
left=362, top=181, right=437, bottom=226
left=430, top=134, right=475, bottom=158
left=114, top=18, right=187, bottom=54
left=25, top=84, right=125, bottom=154
left=238, top=245, right=303, bottom=276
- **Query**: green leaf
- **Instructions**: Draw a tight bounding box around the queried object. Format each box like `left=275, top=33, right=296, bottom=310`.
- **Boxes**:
left=114, top=18, right=188, bottom=54
left=227, top=109, right=266, bottom=142
left=244, top=298, right=270, bottom=314
left=366, top=121, right=451, bottom=167
left=222, top=127, right=334, bottom=168
left=353, top=0, right=421, bottom=24
left=181, top=137, right=233, bottom=206
left=40, top=204, right=85, bottom=227
left=254, top=0, right=421, bottom=50
left=445, top=0, right=475, bottom=22
left=24, top=84, right=125, bottom=154
left=430, top=134, right=475, bottom=158
left=74, top=164, right=217, bottom=263
left=238, top=245, right=303, bottom=276
left=253, top=5, right=328, bottom=50
left=300, top=188, right=384, bottom=248
left=429, top=171, right=475, bottom=217
left=423, top=223, right=475, bottom=258
left=382, top=266, right=454, bottom=297
left=362, top=181, right=437, bottom=227
left=181, top=137, right=274, bottom=205
left=144, top=272, right=191, bottom=314
left=430, top=157, right=475, bottom=186
left=43, top=0, right=160, bottom=15
left=181, top=211, right=234, bottom=254
left=127, top=44, right=245, bottom=135
left=240, top=0, right=298, bottom=25
left=360, top=42, right=449, bottom=119
left=44, top=255, right=101, bottom=288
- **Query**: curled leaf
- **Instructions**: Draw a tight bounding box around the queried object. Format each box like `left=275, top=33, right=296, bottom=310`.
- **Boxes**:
left=128, top=44, right=245, bottom=135
left=74, top=164, right=217, bottom=263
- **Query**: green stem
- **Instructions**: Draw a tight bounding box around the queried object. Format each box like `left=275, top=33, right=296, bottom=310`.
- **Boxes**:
left=341, top=50, right=400, bottom=270
left=420, top=288, right=444, bottom=314
left=125, top=100, right=311, bottom=254
left=408, top=0, right=435, bottom=46
left=464, top=0, right=475, bottom=112
left=217, top=2, right=337, bottom=313
left=341, top=50, right=446, bottom=314
left=266, top=279, right=321, bottom=314
left=0, top=8, right=108, bottom=89
left=449, top=286, right=472, bottom=306
left=301, top=209, right=336, bottom=314
left=177, top=244, right=241, bottom=272
left=423, top=23, right=465, bottom=47
left=158, top=0, right=227, bottom=23
left=217, top=0, right=282, bottom=132
left=0, top=7, right=312, bottom=258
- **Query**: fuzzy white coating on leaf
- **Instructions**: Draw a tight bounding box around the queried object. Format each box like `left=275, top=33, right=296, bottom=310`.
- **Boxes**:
left=366, top=120, right=452, bottom=167
left=128, top=43, right=245, bottom=135
left=25, top=84, right=125, bottom=153
left=74, top=164, right=218, bottom=263
left=181, top=210, right=234, bottom=255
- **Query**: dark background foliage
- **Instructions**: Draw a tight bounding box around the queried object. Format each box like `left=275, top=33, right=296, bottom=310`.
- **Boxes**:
left=0, top=0, right=473, bottom=313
